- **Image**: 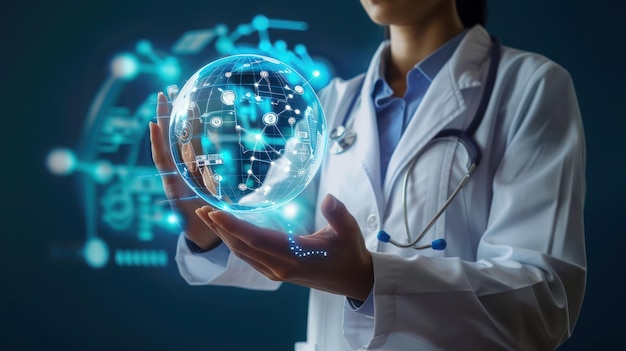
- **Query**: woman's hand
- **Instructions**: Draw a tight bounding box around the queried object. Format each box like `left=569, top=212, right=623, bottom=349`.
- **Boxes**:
left=195, top=194, right=374, bottom=301
left=149, top=92, right=222, bottom=251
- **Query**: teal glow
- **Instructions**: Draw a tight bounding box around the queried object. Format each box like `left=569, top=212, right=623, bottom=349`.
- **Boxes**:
left=111, top=53, right=139, bottom=80
left=167, top=213, right=178, bottom=225
left=46, top=148, right=77, bottom=175
left=216, top=37, right=235, bottom=54
left=214, top=24, right=228, bottom=35
left=114, top=250, right=168, bottom=267
left=274, top=40, right=288, bottom=52
left=258, top=40, right=272, bottom=51
left=84, top=238, right=109, bottom=269
left=158, top=56, right=181, bottom=82
left=252, top=15, right=269, bottom=31
left=282, top=203, right=298, bottom=219
left=267, top=18, right=308, bottom=31
left=220, top=150, right=233, bottom=163
left=92, top=160, right=114, bottom=184
left=135, top=39, right=153, bottom=55
left=309, top=60, right=332, bottom=88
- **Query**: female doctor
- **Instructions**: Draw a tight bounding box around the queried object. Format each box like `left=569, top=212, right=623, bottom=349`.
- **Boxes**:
left=149, top=0, right=587, bottom=349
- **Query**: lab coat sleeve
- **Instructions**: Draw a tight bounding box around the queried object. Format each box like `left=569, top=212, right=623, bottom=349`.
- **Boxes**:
left=358, top=61, right=586, bottom=350
left=175, top=233, right=280, bottom=290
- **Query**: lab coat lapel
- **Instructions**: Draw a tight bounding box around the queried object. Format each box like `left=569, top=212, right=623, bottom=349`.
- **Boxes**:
left=352, top=79, right=383, bottom=201
left=343, top=42, right=388, bottom=206
left=383, top=26, right=493, bottom=194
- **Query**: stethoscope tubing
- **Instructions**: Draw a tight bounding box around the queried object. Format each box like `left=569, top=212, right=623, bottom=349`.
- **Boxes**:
left=331, top=36, right=501, bottom=250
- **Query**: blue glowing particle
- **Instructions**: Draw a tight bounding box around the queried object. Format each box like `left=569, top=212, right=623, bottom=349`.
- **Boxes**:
left=111, top=53, right=140, bottom=80
left=46, top=148, right=77, bottom=175
left=83, top=238, right=110, bottom=269
left=287, top=235, right=327, bottom=258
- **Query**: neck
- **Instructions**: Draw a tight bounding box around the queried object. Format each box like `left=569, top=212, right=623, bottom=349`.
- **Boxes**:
left=386, top=11, right=464, bottom=96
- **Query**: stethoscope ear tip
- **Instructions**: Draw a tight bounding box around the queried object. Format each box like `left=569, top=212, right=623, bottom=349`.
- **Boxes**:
left=431, top=238, right=447, bottom=250
left=377, top=230, right=391, bottom=243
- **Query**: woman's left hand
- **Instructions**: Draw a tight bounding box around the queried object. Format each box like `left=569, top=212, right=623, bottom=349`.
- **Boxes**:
left=195, top=194, right=374, bottom=301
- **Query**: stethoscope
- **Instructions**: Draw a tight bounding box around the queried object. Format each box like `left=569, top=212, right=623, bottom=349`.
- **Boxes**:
left=328, top=36, right=501, bottom=250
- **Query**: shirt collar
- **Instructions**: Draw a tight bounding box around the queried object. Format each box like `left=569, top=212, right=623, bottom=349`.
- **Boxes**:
left=370, top=30, right=468, bottom=97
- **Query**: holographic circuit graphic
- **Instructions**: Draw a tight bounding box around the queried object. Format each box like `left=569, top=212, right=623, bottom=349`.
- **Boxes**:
left=46, top=15, right=334, bottom=269
left=168, top=54, right=326, bottom=212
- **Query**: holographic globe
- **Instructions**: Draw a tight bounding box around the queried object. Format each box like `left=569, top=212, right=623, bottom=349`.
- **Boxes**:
left=169, top=54, right=327, bottom=212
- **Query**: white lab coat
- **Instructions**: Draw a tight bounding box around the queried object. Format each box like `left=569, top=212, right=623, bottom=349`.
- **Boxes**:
left=175, top=25, right=586, bottom=351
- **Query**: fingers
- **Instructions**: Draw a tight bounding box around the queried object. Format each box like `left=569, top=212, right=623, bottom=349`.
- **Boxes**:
left=207, top=210, right=286, bottom=251
left=320, top=194, right=360, bottom=239
left=149, top=121, right=175, bottom=173
left=156, top=91, right=170, bottom=142
left=198, top=210, right=287, bottom=260
left=194, top=207, right=289, bottom=280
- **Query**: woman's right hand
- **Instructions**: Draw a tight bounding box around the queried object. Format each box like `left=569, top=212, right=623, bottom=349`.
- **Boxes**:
left=149, top=91, right=222, bottom=251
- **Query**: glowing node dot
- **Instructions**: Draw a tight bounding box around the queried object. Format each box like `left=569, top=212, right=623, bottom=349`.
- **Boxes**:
left=47, top=148, right=77, bottom=176
left=225, top=71, right=232, bottom=77
left=262, top=112, right=278, bottom=126
left=210, top=117, right=223, bottom=127
left=93, top=160, right=114, bottom=184
left=220, top=90, right=236, bottom=105
left=167, top=213, right=178, bottom=224
left=238, top=183, right=248, bottom=191
left=260, top=70, right=269, bottom=78
left=213, top=173, right=223, bottom=182
left=283, top=203, right=297, bottom=219
left=286, top=234, right=328, bottom=258
left=252, top=15, right=269, bottom=31
left=288, top=117, right=296, bottom=125
left=83, top=238, right=109, bottom=269
left=294, top=85, right=304, bottom=94
left=111, top=53, right=139, bottom=80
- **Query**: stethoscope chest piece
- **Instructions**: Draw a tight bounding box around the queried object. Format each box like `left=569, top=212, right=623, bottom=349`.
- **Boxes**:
left=328, top=125, right=357, bottom=155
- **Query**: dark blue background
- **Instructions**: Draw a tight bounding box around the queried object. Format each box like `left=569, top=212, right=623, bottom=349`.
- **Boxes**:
left=3, top=0, right=624, bottom=350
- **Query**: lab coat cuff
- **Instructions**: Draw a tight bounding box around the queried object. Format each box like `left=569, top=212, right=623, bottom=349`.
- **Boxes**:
left=345, top=290, right=375, bottom=318
left=175, top=233, right=230, bottom=285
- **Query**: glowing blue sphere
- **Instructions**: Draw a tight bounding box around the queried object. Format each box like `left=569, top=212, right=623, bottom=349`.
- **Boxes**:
left=169, top=54, right=327, bottom=212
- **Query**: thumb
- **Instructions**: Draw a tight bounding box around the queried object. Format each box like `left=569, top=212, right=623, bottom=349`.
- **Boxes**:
left=321, top=194, right=360, bottom=237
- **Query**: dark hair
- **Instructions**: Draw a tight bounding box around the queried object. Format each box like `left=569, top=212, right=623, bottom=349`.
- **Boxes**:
left=456, top=0, right=488, bottom=28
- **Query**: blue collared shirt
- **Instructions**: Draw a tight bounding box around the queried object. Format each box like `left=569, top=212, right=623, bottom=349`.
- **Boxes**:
left=374, top=31, right=467, bottom=183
